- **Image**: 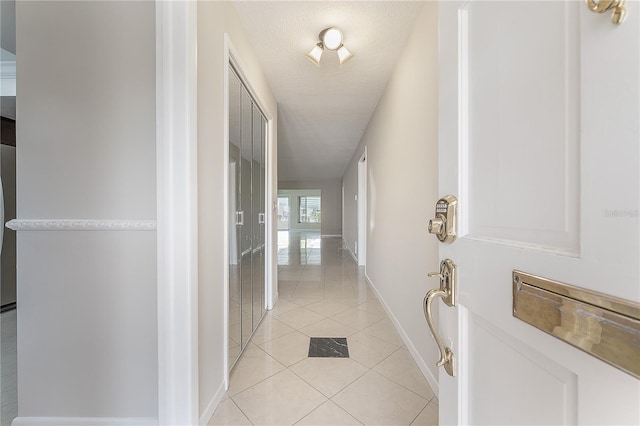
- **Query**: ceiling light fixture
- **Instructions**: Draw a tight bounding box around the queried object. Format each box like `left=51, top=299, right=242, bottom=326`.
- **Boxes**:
left=306, top=27, right=354, bottom=66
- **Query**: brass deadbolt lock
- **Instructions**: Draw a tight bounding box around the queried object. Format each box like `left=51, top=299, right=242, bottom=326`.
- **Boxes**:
left=428, top=195, right=457, bottom=243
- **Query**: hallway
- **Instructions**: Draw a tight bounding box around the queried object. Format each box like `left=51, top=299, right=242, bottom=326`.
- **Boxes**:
left=210, top=232, right=438, bottom=425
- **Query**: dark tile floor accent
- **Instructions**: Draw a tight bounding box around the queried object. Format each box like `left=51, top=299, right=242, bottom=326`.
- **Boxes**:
left=308, top=337, right=349, bottom=358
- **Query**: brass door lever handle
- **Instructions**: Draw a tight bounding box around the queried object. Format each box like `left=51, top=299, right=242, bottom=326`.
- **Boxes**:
left=424, top=259, right=457, bottom=377
left=585, top=0, right=626, bottom=25
left=424, top=288, right=455, bottom=377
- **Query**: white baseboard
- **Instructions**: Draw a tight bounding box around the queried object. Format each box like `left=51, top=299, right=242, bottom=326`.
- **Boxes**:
left=268, top=292, right=279, bottom=311
left=364, top=273, right=439, bottom=396
left=199, top=381, right=226, bottom=425
left=341, top=240, right=358, bottom=263
left=12, top=418, right=157, bottom=426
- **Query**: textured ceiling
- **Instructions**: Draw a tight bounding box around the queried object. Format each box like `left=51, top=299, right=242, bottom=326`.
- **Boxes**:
left=233, top=1, right=425, bottom=182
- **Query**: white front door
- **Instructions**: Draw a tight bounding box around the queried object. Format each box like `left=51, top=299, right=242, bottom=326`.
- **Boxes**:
left=437, top=1, right=639, bottom=424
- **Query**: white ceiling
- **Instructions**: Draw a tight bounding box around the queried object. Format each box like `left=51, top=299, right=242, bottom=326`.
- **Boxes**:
left=233, top=1, right=425, bottom=182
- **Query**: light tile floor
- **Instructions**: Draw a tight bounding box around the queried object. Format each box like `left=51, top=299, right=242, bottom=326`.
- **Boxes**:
left=210, top=231, right=438, bottom=426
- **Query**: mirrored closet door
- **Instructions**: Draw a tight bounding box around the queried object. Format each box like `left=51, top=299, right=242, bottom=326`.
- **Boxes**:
left=228, top=66, right=267, bottom=370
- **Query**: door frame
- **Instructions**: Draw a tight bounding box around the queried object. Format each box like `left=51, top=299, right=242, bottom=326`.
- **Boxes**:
left=155, top=2, right=199, bottom=425
left=223, top=33, right=276, bottom=388
left=156, top=5, right=277, bottom=422
left=357, top=148, right=367, bottom=266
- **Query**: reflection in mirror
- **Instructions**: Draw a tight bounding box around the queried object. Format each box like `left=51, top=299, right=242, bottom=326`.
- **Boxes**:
left=228, top=70, right=242, bottom=366
left=240, top=85, right=253, bottom=348
left=252, top=103, right=263, bottom=331
left=260, top=115, right=267, bottom=318
left=228, top=65, right=268, bottom=372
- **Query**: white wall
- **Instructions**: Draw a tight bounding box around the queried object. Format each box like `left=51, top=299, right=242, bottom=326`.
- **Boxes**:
left=16, top=0, right=157, bottom=420
left=342, top=2, right=441, bottom=389
left=279, top=180, right=342, bottom=236
left=197, top=1, right=278, bottom=421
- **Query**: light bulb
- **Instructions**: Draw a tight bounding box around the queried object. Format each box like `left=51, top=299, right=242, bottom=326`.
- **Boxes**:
left=321, top=28, right=343, bottom=51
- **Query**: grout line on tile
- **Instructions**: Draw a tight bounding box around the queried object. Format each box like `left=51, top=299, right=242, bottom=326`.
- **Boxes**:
left=230, top=397, right=255, bottom=426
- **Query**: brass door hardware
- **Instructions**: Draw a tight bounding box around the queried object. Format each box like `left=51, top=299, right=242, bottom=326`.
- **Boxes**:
left=513, top=270, right=640, bottom=378
left=424, top=259, right=457, bottom=376
left=585, top=0, right=627, bottom=25
left=428, top=195, right=458, bottom=243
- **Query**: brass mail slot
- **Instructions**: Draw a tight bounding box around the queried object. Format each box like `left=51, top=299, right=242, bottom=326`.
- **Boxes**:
left=512, top=270, right=640, bottom=379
